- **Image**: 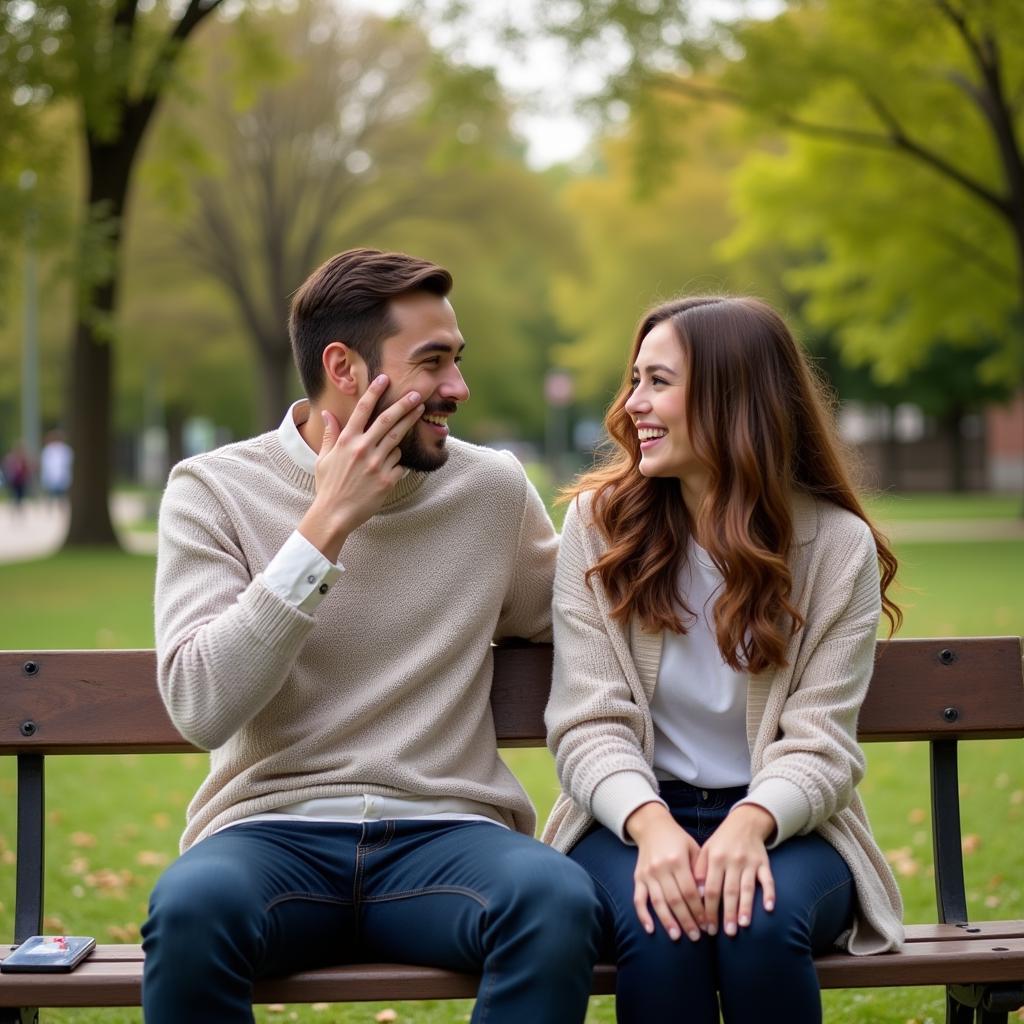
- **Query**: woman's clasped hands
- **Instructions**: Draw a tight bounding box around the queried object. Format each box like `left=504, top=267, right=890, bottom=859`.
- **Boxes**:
left=626, top=801, right=777, bottom=942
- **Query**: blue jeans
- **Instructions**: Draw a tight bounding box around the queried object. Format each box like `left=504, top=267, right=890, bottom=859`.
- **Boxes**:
left=569, top=780, right=854, bottom=1024
left=142, top=818, right=601, bottom=1024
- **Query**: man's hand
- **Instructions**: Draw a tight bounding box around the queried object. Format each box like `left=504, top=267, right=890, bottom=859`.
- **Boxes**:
left=626, top=802, right=706, bottom=942
left=298, top=374, right=425, bottom=561
left=694, top=804, right=776, bottom=938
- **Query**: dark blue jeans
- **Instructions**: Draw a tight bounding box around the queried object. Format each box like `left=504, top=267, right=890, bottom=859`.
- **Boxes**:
left=570, top=780, right=854, bottom=1024
left=141, top=818, right=601, bottom=1024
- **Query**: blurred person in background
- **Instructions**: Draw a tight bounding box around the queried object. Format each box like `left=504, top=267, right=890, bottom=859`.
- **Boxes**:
left=544, top=296, right=904, bottom=1024
left=40, top=430, right=73, bottom=504
left=2, top=442, right=31, bottom=509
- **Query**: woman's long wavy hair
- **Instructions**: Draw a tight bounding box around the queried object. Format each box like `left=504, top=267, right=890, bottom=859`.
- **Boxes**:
left=566, top=296, right=900, bottom=674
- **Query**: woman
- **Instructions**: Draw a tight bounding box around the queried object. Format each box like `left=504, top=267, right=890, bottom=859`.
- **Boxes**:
left=543, top=296, right=903, bottom=1023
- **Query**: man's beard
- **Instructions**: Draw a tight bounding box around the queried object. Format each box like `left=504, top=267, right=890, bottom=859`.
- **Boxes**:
left=370, top=386, right=456, bottom=473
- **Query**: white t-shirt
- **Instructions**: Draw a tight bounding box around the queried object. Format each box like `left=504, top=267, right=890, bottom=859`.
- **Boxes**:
left=649, top=540, right=751, bottom=788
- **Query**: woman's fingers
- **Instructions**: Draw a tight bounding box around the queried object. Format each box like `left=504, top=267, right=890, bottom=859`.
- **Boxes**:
left=702, top=859, right=724, bottom=936
left=634, top=871, right=702, bottom=942
left=736, top=865, right=759, bottom=931
left=758, top=861, right=776, bottom=913
left=633, top=879, right=655, bottom=935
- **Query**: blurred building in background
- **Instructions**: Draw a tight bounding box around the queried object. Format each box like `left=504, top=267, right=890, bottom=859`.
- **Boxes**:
left=839, top=391, right=1024, bottom=494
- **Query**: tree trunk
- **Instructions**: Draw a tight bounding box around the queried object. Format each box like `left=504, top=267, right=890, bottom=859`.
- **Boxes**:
left=258, top=345, right=294, bottom=431
left=64, top=111, right=155, bottom=547
left=881, top=404, right=901, bottom=491
left=165, top=402, right=187, bottom=473
left=64, top=138, right=144, bottom=546
left=940, top=407, right=967, bottom=493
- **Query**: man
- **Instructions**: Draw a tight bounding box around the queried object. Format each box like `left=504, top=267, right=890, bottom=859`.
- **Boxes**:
left=142, top=249, right=601, bottom=1023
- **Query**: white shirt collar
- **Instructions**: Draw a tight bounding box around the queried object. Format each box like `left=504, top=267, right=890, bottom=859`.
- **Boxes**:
left=278, top=399, right=317, bottom=475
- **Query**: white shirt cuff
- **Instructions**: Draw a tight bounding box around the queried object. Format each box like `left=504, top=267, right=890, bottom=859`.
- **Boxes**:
left=591, top=771, right=666, bottom=844
left=260, top=530, right=345, bottom=614
left=735, top=778, right=811, bottom=849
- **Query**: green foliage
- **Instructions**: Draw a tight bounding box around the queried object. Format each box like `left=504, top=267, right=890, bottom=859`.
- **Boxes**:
left=550, top=95, right=746, bottom=402
left=713, top=0, right=1024, bottom=386
left=121, top=0, right=577, bottom=440
left=511, top=0, right=1024, bottom=396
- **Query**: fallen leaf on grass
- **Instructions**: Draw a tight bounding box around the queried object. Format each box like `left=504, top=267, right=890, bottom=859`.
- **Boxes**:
left=884, top=847, right=920, bottom=878
left=67, top=856, right=89, bottom=876
left=376, top=1010, right=398, bottom=1022
left=2, top=850, right=15, bottom=865
left=1010, top=790, right=1024, bottom=806
left=995, top=773, right=1010, bottom=789
left=151, top=812, right=171, bottom=829
left=311, top=1004, right=330, bottom=1012
left=47, top=811, right=63, bottom=826
left=984, top=895, right=1002, bottom=909
left=136, top=850, right=169, bottom=868
left=266, top=1005, right=286, bottom=1014
left=961, top=834, right=981, bottom=855
left=43, top=915, right=66, bottom=932
left=107, top=924, right=140, bottom=942
left=85, top=868, right=135, bottom=892
left=71, top=831, right=98, bottom=848
left=907, top=808, right=926, bottom=825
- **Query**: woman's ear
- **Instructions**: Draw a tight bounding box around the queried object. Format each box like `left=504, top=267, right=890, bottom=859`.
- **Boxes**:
left=322, top=342, right=366, bottom=397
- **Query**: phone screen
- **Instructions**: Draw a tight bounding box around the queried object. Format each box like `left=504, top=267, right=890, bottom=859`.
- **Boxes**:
left=0, top=935, right=96, bottom=972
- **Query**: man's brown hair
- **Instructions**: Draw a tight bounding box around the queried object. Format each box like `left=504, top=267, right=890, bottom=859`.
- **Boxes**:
left=289, top=248, right=453, bottom=397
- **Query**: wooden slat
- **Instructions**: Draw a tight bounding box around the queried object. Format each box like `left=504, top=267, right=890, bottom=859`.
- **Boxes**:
left=0, top=651, right=187, bottom=755
left=903, top=921, right=1024, bottom=942
left=1, top=638, right=1022, bottom=754
left=857, top=637, right=1024, bottom=741
left=5, top=937, right=1024, bottom=1006
left=814, top=937, right=1024, bottom=988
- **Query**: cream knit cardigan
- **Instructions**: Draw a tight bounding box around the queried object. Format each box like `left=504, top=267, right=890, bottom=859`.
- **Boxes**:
left=542, top=491, right=904, bottom=954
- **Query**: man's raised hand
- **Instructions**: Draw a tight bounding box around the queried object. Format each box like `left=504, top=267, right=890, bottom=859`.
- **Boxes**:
left=299, top=374, right=425, bottom=562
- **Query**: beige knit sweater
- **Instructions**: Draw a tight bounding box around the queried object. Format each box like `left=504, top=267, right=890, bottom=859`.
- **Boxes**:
left=155, top=432, right=557, bottom=851
left=542, top=491, right=904, bottom=955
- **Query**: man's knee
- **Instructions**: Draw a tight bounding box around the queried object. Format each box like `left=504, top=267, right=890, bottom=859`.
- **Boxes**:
left=493, top=845, right=602, bottom=947
left=145, top=854, right=262, bottom=948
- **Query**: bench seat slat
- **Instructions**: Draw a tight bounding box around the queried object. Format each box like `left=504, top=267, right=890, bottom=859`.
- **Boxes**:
left=2, top=637, right=1023, bottom=753
left=5, top=932, right=1024, bottom=1006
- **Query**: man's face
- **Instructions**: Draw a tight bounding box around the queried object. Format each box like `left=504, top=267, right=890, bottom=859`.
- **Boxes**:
left=370, top=292, right=469, bottom=472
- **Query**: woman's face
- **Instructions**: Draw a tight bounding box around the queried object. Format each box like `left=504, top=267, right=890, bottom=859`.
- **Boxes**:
left=624, top=320, right=700, bottom=482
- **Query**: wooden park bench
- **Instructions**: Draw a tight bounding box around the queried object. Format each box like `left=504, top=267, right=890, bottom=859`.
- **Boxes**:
left=1, top=636, right=1023, bottom=1023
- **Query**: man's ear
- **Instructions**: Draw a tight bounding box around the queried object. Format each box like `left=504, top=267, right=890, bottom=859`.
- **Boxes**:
left=322, top=342, right=366, bottom=397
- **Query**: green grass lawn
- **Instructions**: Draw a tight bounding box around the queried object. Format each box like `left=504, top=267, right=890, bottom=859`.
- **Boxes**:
left=1, top=530, right=1022, bottom=1022
left=863, top=491, right=1022, bottom=521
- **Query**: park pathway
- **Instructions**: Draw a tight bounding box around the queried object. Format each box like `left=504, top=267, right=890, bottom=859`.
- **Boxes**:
left=0, top=498, right=1021, bottom=565
left=0, top=495, right=157, bottom=564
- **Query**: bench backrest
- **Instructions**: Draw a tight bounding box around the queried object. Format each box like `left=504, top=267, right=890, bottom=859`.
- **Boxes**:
left=1, top=637, right=1022, bottom=753
left=2, top=637, right=1022, bottom=944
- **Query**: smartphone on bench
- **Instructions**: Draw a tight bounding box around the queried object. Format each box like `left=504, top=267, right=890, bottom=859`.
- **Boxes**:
left=0, top=936, right=96, bottom=973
